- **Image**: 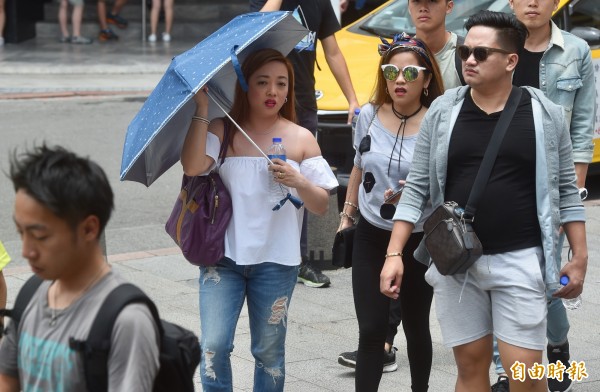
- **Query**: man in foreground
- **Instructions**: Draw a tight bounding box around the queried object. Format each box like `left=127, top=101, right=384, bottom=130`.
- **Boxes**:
left=0, top=145, right=159, bottom=391
left=381, top=11, right=587, bottom=392
left=491, top=2, right=596, bottom=390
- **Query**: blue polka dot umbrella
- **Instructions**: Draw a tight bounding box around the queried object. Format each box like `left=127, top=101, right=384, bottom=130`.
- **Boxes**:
left=120, top=11, right=308, bottom=186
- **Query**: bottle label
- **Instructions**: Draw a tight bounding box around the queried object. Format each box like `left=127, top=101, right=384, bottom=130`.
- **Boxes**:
left=268, top=154, right=286, bottom=161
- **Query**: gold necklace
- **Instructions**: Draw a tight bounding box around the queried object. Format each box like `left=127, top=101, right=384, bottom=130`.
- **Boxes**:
left=470, top=89, right=505, bottom=115
left=50, top=264, right=108, bottom=326
left=470, top=89, right=488, bottom=114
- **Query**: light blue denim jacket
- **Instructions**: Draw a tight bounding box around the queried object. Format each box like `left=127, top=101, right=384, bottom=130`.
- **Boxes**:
left=393, top=86, right=586, bottom=289
left=538, top=21, right=596, bottom=163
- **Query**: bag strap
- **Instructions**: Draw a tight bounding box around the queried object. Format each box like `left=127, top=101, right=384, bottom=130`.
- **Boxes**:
left=464, top=86, right=523, bottom=219
left=0, top=275, right=44, bottom=334
left=217, top=120, right=231, bottom=166
left=364, top=106, right=379, bottom=137
left=455, top=35, right=466, bottom=86
left=69, top=283, right=162, bottom=392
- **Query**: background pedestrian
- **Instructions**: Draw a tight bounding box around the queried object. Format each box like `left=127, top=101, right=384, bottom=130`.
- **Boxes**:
left=58, top=0, right=93, bottom=44
left=148, top=0, right=174, bottom=42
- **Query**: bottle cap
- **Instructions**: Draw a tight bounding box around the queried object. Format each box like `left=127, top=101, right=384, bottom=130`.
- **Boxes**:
left=560, top=275, right=569, bottom=286
left=354, top=108, right=361, bottom=115
left=273, top=137, right=282, bottom=143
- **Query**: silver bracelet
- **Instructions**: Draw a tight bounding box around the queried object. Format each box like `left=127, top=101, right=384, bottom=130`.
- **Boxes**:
left=344, top=201, right=359, bottom=211
left=192, top=116, right=210, bottom=125
left=339, top=211, right=357, bottom=225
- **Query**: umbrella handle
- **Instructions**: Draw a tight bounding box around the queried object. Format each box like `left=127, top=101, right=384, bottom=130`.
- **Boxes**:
left=206, top=91, right=274, bottom=165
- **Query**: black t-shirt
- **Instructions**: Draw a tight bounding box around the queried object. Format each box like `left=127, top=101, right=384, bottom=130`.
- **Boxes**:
left=513, top=49, right=544, bottom=88
left=445, top=89, right=541, bottom=254
left=249, top=0, right=341, bottom=112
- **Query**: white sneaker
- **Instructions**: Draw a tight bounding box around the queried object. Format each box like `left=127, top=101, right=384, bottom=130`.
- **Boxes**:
left=148, top=34, right=157, bottom=43
left=162, top=32, right=171, bottom=42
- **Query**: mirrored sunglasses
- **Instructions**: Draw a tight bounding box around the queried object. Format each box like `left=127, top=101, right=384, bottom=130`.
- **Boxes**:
left=457, top=45, right=512, bottom=62
left=380, top=64, right=427, bottom=82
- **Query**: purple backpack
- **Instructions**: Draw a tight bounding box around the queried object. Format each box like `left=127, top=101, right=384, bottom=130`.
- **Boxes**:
left=165, top=122, right=232, bottom=266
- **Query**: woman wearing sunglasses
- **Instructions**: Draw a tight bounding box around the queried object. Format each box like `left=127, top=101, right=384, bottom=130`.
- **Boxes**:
left=338, top=33, right=443, bottom=392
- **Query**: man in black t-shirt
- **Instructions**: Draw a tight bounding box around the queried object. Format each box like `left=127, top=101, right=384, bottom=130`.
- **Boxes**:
left=253, top=0, right=360, bottom=288
left=380, top=11, right=587, bottom=392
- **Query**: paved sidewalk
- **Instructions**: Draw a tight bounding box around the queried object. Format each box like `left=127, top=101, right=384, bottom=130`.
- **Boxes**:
left=0, top=36, right=195, bottom=96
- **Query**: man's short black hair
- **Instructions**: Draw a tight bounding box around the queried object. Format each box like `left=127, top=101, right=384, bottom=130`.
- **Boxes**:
left=464, top=10, right=529, bottom=54
left=9, top=145, right=114, bottom=236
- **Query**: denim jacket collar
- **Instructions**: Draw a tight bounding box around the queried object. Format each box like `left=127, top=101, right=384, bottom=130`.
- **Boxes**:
left=548, top=21, right=565, bottom=51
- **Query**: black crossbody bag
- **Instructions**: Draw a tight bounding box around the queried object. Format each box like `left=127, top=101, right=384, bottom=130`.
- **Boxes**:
left=423, top=87, right=522, bottom=275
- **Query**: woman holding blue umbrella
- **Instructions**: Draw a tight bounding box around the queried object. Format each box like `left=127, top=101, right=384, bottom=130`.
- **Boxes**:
left=181, top=48, right=338, bottom=392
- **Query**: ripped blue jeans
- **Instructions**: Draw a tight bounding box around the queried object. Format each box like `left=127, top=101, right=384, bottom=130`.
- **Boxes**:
left=198, top=257, right=299, bottom=392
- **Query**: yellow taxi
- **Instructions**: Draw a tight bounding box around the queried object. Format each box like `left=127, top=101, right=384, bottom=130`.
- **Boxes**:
left=316, top=0, right=600, bottom=178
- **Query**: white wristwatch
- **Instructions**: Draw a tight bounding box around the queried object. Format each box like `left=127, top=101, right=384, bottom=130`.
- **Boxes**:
left=578, top=187, right=588, bottom=201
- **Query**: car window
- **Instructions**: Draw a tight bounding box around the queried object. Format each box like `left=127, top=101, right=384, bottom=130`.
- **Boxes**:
left=570, top=0, right=600, bottom=29
left=554, top=0, right=600, bottom=47
left=357, top=0, right=511, bottom=38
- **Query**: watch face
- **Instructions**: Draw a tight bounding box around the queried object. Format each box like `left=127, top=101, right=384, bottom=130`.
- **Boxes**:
left=579, top=188, right=588, bottom=201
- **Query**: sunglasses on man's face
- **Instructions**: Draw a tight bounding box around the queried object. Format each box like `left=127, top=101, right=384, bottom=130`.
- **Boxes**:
left=457, top=45, right=513, bottom=62
left=381, top=64, right=427, bottom=82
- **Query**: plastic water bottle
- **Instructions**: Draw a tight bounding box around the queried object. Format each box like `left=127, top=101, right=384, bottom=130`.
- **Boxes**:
left=559, top=275, right=582, bottom=310
left=267, top=137, right=286, bottom=205
left=351, top=108, right=360, bottom=142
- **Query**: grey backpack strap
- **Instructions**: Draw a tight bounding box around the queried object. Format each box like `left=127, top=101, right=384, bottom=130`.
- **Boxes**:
left=0, top=275, right=44, bottom=334
left=455, top=35, right=466, bottom=86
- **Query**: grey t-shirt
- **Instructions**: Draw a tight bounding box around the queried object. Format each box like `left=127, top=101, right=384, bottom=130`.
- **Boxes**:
left=0, top=270, right=160, bottom=391
left=435, top=32, right=462, bottom=90
left=353, top=103, right=419, bottom=231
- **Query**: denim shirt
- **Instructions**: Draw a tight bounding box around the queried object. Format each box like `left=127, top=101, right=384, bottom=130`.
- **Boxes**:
left=393, top=86, right=586, bottom=290
left=538, top=21, right=596, bottom=163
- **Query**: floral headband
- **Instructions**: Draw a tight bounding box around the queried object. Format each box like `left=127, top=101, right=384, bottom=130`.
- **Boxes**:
left=377, top=32, right=433, bottom=69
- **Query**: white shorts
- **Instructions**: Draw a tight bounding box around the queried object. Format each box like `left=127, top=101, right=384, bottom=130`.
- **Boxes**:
left=425, top=246, right=547, bottom=350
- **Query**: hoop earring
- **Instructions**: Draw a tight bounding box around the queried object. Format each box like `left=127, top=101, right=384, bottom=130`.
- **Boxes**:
left=385, top=88, right=389, bottom=95
left=284, top=97, right=288, bottom=103
left=423, top=88, right=429, bottom=97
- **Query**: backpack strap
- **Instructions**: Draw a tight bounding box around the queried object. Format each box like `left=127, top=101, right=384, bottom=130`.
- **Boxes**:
left=69, top=283, right=162, bottom=392
left=455, top=35, right=466, bottom=86
left=0, top=275, right=44, bottom=335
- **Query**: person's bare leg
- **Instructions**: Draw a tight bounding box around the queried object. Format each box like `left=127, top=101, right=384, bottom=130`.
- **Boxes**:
left=453, top=335, right=493, bottom=391
left=164, top=0, right=174, bottom=35
left=497, top=339, right=547, bottom=392
left=111, top=0, right=128, bottom=16
left=97, top=0, right=108, bottom=30
left=150, top=0, right=160, bottom=36
left=72, top=4, right=84, bottom=37
left=58, top=0, right=69, bottom=38
left=0, top=0, right=6, bottom=39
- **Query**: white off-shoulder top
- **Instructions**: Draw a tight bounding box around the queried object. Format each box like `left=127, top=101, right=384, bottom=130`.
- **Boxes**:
left=203, top=132, right=338, bottom=266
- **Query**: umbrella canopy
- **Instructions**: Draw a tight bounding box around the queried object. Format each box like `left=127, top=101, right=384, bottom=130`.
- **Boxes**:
left=120, top=11, right=308, bottom=186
